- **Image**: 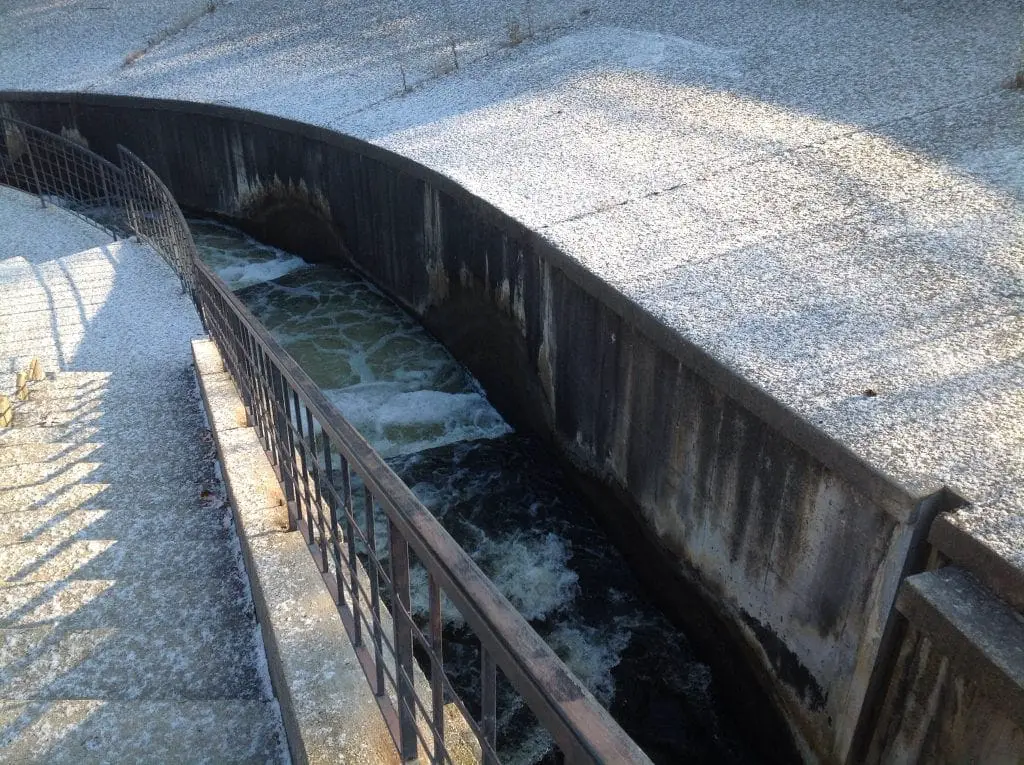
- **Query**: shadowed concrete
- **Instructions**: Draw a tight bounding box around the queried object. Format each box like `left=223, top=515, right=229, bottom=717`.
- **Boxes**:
left=0, top=187, right=287, bottom=763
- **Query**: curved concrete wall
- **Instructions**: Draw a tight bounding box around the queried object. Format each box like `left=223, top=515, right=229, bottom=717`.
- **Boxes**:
left=0, top=92, right=951, bottom=763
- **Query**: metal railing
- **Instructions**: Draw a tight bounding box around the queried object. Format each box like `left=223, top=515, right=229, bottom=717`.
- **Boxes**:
left=0, top=117, right=193, bottom=291
left=0, top=114, right=652, bottom=765
left=0, top=117, right=126, bottom=237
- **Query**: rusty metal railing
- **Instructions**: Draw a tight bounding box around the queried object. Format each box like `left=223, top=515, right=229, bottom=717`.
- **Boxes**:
left=0, top=114, right=653, bottom=765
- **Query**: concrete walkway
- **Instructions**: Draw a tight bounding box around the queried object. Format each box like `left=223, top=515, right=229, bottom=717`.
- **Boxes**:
left=0, top=187, right=287, bottom=763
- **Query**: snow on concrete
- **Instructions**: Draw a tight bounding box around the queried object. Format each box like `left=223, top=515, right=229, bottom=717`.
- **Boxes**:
left=0, top=187, right=288, bottom=762
left=0, top=2, right=1021, bottom=571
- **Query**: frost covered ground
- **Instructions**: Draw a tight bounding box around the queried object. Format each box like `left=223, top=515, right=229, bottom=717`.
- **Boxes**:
left=0, top=187, right=287, bottom=762
left=0, top=2, right=1021, bottom=578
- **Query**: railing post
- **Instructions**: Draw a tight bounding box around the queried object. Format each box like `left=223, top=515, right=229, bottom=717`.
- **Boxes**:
left=365, top=487, right=385, bottom=695
left=343, top=458, right=360, bottom=645
left=428, top=573, right=445, bottom=762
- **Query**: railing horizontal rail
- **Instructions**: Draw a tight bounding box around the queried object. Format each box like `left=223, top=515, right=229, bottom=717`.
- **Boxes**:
left=0, top=112, right=654, bottom=765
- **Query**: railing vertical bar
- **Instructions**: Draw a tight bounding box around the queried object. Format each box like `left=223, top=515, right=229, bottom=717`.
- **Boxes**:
left=344, top=457, right=361, bottom=645
left=481, top=648, right=498, bottom=765
left=365, top=486, right=385, bottom=695
left=24, top=132, right=45, bottom=206
left=258, top=344, right=279, bottom=466
left=390, top=522, right=418, bottom=762
left=429, top=573, right=445, bottom=763
left=273, top=367, right=296, bottom=529
left=324, top=436, right=345, bottom=606
left=307, top=406, right=329, bottom=572
left=293, top=389, right=312, bottom=542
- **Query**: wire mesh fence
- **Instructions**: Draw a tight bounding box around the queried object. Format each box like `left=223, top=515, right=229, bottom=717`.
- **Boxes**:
left=0, top=113, right=653, bottom=765
left=0, top=116, right=126, bottom=237
left=0, top=116, right=197, bottom=292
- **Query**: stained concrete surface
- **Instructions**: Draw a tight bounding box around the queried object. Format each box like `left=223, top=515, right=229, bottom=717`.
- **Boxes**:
left=0, top=186, right=288, bottom=762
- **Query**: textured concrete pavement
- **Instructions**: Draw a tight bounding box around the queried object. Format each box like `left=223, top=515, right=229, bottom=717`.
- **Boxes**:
left=0, top=187, right=288, bottom=763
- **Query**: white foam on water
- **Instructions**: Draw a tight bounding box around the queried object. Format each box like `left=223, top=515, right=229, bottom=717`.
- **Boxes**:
left=409, top=565, right=466, bottom=626
left=479, top=532, right=579, bottom=622
left=325, top=383, right=510, bottom=457
left=192, top=220, right=310, bottom=289
left=208, top=251, right=310, bottom=290
left=545, top=619, right=633, bottom=706
left=500, top=727, right=555, bottom=765
left=408, top=531, right=579, bottom=629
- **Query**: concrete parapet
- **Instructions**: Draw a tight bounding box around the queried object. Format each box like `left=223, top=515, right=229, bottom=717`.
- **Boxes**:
left=930, top=505, right=1024, bottom=614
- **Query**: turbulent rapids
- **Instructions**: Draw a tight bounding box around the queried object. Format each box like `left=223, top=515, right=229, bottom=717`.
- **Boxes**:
left=191, top=219, right=767, bottom=765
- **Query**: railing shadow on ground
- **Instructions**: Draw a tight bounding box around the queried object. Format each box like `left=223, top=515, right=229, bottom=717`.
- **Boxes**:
left=0, top=187, right=259, bottom=760
left=0, top=115, right=653, bottom=764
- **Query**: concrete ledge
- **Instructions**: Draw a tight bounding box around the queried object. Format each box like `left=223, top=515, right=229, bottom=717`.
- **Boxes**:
left=896, top=566, right=1024, bottom=730
left=929, top=510, right=1024, bottom=614
left=193, top=338, right=398, bottom=765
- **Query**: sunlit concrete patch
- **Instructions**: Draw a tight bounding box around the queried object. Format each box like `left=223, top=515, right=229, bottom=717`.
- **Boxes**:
left=0, top=536, right=239, bottom=583
left=0, top=699, right=286, bottom=765
left=0, top=0, right=216, bottom=90
left=0, top=575, right=249, bottom=630
left=200, top=371, right=250, bottom=434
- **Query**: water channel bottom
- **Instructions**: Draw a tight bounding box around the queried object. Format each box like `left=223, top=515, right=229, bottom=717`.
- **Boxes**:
left=191, top=219, right=766, bottom=765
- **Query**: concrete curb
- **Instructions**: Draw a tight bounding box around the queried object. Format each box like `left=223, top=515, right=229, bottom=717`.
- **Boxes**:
left=193, top=338, right=399, bottom=765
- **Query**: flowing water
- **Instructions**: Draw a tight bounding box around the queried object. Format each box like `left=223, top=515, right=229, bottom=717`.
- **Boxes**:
left=192, top=219, right=769, bottom=765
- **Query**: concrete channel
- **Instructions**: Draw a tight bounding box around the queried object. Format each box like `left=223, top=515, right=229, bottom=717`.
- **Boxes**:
left=0, top=91, right=1020, bottom=764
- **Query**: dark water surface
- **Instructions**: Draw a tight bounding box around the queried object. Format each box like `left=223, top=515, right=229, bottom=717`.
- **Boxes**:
left=191, top=218, right=769, bottom=765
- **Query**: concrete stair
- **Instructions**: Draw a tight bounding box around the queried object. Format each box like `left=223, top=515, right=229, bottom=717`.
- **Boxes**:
left=0, top=373, right=287, bottom=763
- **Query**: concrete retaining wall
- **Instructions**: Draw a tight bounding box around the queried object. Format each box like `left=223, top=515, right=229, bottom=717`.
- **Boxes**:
left=0, top=92, right=964, bottom=763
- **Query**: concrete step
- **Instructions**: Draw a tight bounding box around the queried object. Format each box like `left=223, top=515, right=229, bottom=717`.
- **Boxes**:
left=0, top=474, right=226, bottom=531
left=930, top=502, right=1024, bottom=613
left=897, top=566, right=1024, bottom=717
left=0, top=440, right=101, bottom=468
left=0, top=536, right=239, bottom=583
left=0, top=286, right=123, bottom=316
left=0, top=699, right=286, bottom=763
left=0, top=576, right=252, bottom=631
left=0, top=622, right=265, bottom=701
left=1, top=420, right=96, bottom=446
left=0, top=446, right=210, bottom=499
left=1, top=399, right=208, bottom=454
